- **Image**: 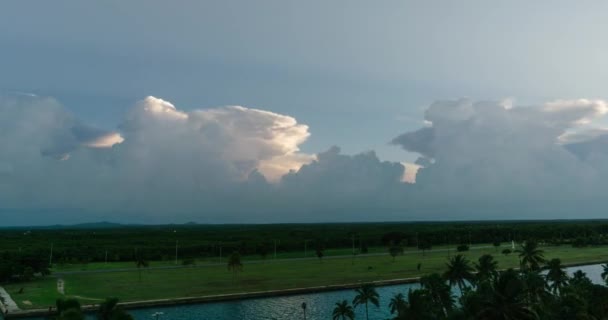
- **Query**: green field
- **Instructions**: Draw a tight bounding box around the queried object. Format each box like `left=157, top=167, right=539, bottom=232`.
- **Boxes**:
left=5, top=244, right=608, bottom=310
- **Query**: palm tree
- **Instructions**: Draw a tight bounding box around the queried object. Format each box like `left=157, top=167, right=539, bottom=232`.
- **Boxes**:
left=389, top=243, right=403, bottom=262
left=420, top=273, right=453, bottom=316
left=521, top=270, right=547, bottom=306
left=443, top=254, right=475, bottom=294
left=517, top=240, right=545, bottom=271
left=601, top=264, right=608, bottom=285
left=227, top=252, right=243, bottom=282
left=353, top=284, right=379, bottom=320
left=332, top=300, right=355, bottom=320
left=97, top=297, right=133, bottom=320
left=475, top=254, right=498, bottom=284
left=135, top=258, right=148, bottom=282
left=388, top=293, right=406, bottom=315
left=477, top=269, right=536, bottom=320
left=397, top=289, right=436, bottom=319
left=545, top=258, right=568, bottom=295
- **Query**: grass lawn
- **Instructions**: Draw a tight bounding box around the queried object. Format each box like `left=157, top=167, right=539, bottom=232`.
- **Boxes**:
left=3, top=277, right=57, bottom=309
left=47, top=244, right=487, bottom=273
left=6, top=244, right=608, bottom=310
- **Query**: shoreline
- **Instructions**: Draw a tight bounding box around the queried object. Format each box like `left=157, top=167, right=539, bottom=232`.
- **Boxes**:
left=4, top=259, right=608, bottom=319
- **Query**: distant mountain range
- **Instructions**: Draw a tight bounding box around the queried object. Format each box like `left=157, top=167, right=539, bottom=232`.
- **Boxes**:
left=0, top=221, right=205, bottom=230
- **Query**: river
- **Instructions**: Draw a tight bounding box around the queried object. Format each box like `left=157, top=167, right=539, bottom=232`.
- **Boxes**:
left=8, top=263, right=607, bottom=320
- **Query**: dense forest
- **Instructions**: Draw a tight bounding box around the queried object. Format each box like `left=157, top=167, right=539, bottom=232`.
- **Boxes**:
left=2, top=220, right=608, bottom=268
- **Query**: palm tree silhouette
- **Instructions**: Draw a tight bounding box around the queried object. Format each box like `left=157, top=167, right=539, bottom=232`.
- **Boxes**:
left=420, top=273, right=453, bottom=316
left=227, top=251, right=243, bottom=282
left=353, top=284, right=379, bottom=320
left=475, top=254, right=498, bottom=284
left=332, top=300, right=355, bottom=320
left=388, top=293, right=405, bottom=315
left=135, top=257, right=148, bottom=282
left=443, top=254, right=474, bottom=294
left=545, top=258, right=568, bottom=295
left=397, top=289, right=435, bottom=319
left=517, top=240, right=545, bottom=271
left=477, top=269, right=536, bottom=320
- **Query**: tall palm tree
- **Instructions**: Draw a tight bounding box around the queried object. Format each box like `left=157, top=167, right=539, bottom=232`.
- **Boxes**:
left=477, top=269, right=537, bottom=320
left=545, top=258, right=568, bottom=295
left=353, top=284, right=380, bottom=320
left=475, top=254, right=498, bottom=284
left=135, top=258, right=148, bottom=282
left=521, top=270, right=548, bottom=307
left=388, top=293, right=406, bottom=315
left=420, top=273, right=453, bottom=316
left=443, top=254, right=475, bottom=294
left=332, top=300, right=355, bottom=320
left=517, top=240, right=545, bottom=271
left=396, top=289, right=436, bottom=320
left=227, top=252, right=243, bottom=282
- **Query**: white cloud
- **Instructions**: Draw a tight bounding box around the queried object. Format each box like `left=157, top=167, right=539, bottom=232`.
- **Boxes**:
left=401, top=162, right=421, bottom=184
left=6, top=94, right=608, bottom=224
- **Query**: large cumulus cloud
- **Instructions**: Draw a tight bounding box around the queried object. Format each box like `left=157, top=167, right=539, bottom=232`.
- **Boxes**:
left=392, top=98, right=608, bottom=218
left=5, top=94, right=608, bottom=225
left=2, top=95, right=406, bottom=224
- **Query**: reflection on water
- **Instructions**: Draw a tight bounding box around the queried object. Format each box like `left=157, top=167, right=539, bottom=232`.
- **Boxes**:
left=129, top=283, right=420, bottom=320
left=11, top=264, right=608, bottom=320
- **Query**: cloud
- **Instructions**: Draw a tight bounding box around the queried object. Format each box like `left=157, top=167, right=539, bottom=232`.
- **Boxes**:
left=0, top=95, right=319, bottom=223
left=392, top=98, right=608, bottom=218
left=6, top=94, right=608, bottom=224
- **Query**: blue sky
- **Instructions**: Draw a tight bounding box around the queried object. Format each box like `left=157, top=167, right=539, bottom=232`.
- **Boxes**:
left=6, top=1, right=608, bottom=162
left=3, top=1, right=608, bottom=224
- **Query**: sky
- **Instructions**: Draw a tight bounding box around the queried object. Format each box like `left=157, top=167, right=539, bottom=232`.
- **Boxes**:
left=3, top=1, right=608, bottom=225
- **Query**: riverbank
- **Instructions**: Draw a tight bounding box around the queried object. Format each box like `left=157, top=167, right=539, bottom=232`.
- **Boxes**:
left=5, top=258, right=608, bottom=319
left=3, top=276, right=422, bottom=318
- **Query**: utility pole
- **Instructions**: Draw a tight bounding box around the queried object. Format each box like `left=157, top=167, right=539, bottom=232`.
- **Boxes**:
left=175, top=240, right=178, bottom=265
left=49, top=243, right=54, bottom=267
left=273, top=240, right=277, bottom=259
left=219, top=244, right=223, bottom=263
left=352, top=235, right=355, bottom=255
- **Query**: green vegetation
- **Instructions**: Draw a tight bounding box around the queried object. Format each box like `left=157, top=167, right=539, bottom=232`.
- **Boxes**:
left=347, top=244, right=608, bottom=319
left=4, top=221, right=608, bottom=315
left=5, top=244, right=608, bottom=310
left=4, top=220, right=608, bottom=267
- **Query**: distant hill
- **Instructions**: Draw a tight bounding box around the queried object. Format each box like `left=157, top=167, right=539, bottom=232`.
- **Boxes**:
left=0, top=221, right=128, bottom=230
left=69, top=221, right=125, bottom=229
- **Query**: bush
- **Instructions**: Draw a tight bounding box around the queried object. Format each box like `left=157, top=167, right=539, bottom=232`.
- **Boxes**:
left=457, top=244, right=469, bottom=252
left=181, top=259, right=196, bottom=266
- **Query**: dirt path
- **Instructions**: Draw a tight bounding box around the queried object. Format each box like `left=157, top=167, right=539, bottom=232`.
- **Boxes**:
left=0, top=286, right=20, bottom=313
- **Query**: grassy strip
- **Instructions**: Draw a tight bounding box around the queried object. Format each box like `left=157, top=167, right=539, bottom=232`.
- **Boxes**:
left=5, top=245, right=608, bottom=310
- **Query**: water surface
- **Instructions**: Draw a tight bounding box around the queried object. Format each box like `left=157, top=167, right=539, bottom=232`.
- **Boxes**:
left=9, top=263, right=607, bottom=320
